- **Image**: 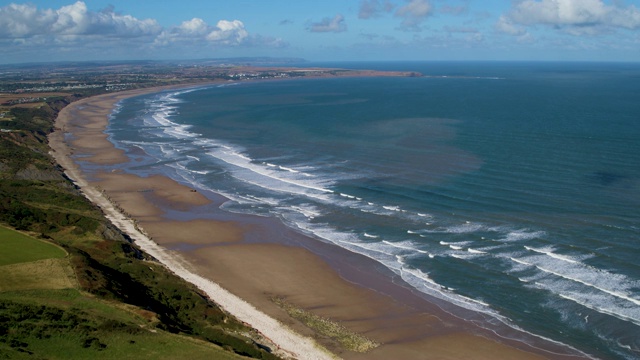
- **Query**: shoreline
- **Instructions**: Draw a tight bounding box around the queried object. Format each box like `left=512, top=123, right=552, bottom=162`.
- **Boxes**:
left=49, top=81, right=589, bottom=359
left=49, top=84, right=334, bottom=360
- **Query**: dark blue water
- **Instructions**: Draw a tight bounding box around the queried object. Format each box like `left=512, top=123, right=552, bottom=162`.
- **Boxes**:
left=108, top=62, right=640, bottom=359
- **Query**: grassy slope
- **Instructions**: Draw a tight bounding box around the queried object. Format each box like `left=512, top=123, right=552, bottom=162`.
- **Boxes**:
left=0, top=225, right=245, bottom=360
left=0, top=96, right=279, bottom=359
left=0, top=226, right=66, bottom=266
left=0, top=289, right=243, bottom=360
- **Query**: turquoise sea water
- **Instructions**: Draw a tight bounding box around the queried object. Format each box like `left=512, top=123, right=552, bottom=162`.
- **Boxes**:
left=107, top=62, right=640, bottom=359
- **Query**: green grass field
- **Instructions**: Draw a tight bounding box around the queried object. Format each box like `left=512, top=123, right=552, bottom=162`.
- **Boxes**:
left=0, top=234, right=246, bottom=360
left=0, top=226, right=75, bottom=292
left=5, top=331, right=244, bottom=360
left=0, top=290, right=243, bottom=360
left=0, top=228, right=245, bottom=359
left=0, top=226, right=66, bottom=266
left=0, top=227, right=276, bottom=360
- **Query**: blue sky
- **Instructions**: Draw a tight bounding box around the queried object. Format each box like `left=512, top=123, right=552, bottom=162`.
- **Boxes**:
left=1, top=0, right=639, bottom=64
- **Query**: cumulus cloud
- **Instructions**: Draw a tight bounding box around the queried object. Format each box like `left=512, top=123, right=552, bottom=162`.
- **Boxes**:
left=207, top=20, right=249, bottom=44
left=395, top=0, right=432, bottom=31
left=0, top=1, right=161, bottom=39
left=0, top=1, right=291, bottom=62
left=444, top=25, right=479, bottom=34
left=495, top=15, right=528, bottom=36
left=503, top=0, right=640, bottom=35
left=155, top=18, right=249, bottom=46
left=243, top=34, right=289, bottom=49
left=176, top=18, right=210, bottom=36
left=359, top=0, right=395, bottom=19
left=440, top=3, right=469, bottom=16
left=307, top=14, right=347, bottom=33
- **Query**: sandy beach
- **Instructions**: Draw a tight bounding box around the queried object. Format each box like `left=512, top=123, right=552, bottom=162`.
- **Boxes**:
left=49, top=84, right=589, bottom=360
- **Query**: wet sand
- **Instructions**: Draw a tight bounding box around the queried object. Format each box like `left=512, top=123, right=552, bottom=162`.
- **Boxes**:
left=49, top=84, right=589, bottom=359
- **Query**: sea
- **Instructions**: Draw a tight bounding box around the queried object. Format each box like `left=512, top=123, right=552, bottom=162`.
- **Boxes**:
left=105, top=62, right=640, bottom=359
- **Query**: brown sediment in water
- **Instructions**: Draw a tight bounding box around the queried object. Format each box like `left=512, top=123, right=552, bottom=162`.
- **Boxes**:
left=49, top=81, right=588, bottom=360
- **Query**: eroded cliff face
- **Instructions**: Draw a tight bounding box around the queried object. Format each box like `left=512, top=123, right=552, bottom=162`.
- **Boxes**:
left=14, top=164, right=65, bottom=181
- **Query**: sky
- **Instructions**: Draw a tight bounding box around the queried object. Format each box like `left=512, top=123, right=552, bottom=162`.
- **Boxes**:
left=1, top=0, right=640, bottom=64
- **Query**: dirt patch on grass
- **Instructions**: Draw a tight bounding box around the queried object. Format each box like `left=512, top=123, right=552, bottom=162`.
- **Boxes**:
left=0, top=258, right=76, bottom=291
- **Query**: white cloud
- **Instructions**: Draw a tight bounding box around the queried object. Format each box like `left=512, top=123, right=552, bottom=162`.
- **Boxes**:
left=505, top=0, right=640, bottom=34
left=206, top=20, right=249, bottom=44
left=307, top=14, right=347, bottom=33
left=359, top=0, right=395, bottom=19
left=176, top=18, right=210, bottom=36
left=0, top=1, right=289, bottom=62
left=444, top=25, right=479, bottom=34
left=395, top=0, right=432, bottom=31
left=246, top=34, right=289, bottom=48
left=0, top=1, right=161, bottom=39
left=440, top=3, right=469, bottom=16
left=495, top=15, right=528, bottom=36
left=154, top=18, right=249, bottom=46
left=0, top=3, right=55, bottom=38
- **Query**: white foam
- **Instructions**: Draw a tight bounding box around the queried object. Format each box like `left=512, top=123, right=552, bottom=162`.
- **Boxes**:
left=398, top=267, right=509, bottom=323
left=265, top=162, right=310, bottom=178
left=341, top=241, right=395, bottom=257
left=383, top=205, right=401, bottom=212
left=558, top=293, right=640, bottom=326
left=205, top=152, right=335, bottom=204
left=459, top=294, right=490, bottom=307
left=188, top=169, right=209, bottom=175
left=510, top=257, right=531, bottom=266
left=401, top=267, right=442, bottom=288
left=440, top=240, right=473, bottom=247
left=241, top=194, right=280, bottom=206
left=382, top=240, right=430, bottom=255
left=524, top=246, right=580, bottom=264
left=336, top=241, right=402, bottom=272
left=339, top=193, right=357, bottom=199
left=142, top=91, right=339, bottom=204
left=426, top=222, right=485, bottom=234
left=279, top=165, right=299, bottom=173
left=363, top=233, right=378, bottom=238
left=497, top=230, right=546, bottom=242
left=508, top=251, right=640, bottom=326
left=533, top=263, right=640, bottom=307
left=468, top=248, right=487, bottom=254
left=287, top=204, right=322, bottom=219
